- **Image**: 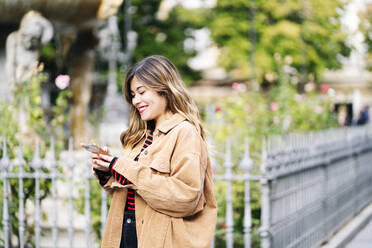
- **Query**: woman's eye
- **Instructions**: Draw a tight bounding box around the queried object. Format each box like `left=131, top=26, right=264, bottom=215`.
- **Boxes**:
left=139, top=91, right=145, bottom=95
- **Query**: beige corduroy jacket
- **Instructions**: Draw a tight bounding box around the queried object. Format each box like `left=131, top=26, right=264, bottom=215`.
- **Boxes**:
left=99, top=113, right=217, bottom=248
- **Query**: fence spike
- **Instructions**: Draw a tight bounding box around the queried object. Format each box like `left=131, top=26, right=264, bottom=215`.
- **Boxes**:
left=239, top=137, right=253, bottom=172
left=2, top=136, right=9, bottom=164
left=32, top=136, right=42, bottom=170
left=261, top=137, right=267, bottom=174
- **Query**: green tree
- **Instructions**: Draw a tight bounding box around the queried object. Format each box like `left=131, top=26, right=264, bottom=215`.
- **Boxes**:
left=118, top=0, right=201, bottom=84
left=359, top=3, right=372, bottom=71
left=208, top=0, right=351, bottom=83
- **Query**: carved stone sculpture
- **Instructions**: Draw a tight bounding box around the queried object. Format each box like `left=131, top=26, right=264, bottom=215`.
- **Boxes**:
left=5, top=10, right=53, bottom=143
left=5, top=10, right=53, bottom=87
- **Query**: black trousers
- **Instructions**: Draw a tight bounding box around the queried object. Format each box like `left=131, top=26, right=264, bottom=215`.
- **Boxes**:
left=120, top=212, right=138, bottom=248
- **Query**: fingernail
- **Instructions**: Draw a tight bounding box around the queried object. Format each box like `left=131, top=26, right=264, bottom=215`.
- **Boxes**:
left=97, top=153, right=100, bottom=156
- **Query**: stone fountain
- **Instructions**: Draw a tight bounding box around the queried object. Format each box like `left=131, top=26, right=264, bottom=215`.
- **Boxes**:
left=0, top=0, right=126, bottom=147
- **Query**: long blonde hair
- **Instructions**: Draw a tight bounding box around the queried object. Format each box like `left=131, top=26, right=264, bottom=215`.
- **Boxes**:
left=120, top=55, right=205, bottom=149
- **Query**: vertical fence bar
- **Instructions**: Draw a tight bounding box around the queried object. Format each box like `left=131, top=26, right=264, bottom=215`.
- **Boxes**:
left=224, top=137, right=234, bottom=248
left=17, top=145, right=26, bottom=248
left=85, top=151, right=91, bottom=248
left=101, top=188, right=107, bottom=239
left=207, top=138, right=218, bottom=248
left=208, top=137, right=217, bottom=248
left=1, top=137, right=10, bottom=248
left=260, top=138, right=271, bottom=248
left=239, top=138, right=254, bottom=248
left=31, top=137, right=42, bottom=248
left=67, top=137, right=75, bottom=247
left=50, top=137, right=59, bottom=247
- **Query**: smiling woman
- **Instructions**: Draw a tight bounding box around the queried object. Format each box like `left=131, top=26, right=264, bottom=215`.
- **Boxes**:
left=86, top=55, right=217, bottom=248
left=130, top=76, right=171, bottom=126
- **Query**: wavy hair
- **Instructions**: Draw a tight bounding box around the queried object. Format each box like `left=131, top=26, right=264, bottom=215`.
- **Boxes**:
left=120, top=55, right=205, bottom=149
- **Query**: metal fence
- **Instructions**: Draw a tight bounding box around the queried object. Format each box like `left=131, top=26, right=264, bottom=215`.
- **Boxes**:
left=260, top=126, right=372, bottom=248
left=1, top=125, right=372, bottom=247
left=0, top=137, right=108, bottom=248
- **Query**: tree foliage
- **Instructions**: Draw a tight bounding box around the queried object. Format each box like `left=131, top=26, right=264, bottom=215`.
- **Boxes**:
left=208, top=0, right=351, bottom=83
left=359, top=4, right=372, bottom=71
left=204, top=62, right=337, bottom=247
left=118, top=1, right=202, bottom=84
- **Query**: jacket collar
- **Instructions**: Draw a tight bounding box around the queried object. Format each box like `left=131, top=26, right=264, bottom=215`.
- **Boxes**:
left=156, top=113, right=186, bottom=134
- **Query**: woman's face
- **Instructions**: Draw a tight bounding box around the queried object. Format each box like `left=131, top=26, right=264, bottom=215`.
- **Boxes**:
left=130, top=76, right=168, bottom=125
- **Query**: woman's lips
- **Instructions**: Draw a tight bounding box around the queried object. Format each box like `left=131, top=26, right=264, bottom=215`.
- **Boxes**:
left=139, top=106, right=148, bottom=114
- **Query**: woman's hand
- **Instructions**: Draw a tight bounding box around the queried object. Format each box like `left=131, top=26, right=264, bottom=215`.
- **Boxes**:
left=91, top=153, right=115, bottom=172
left=80, top=143, right=114, bottom=172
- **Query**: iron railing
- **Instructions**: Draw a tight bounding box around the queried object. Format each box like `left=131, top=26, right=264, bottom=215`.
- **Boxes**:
left=1, top=125, right=372, bottom=247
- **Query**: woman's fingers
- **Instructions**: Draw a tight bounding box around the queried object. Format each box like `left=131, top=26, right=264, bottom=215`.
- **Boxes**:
left=93, top=164, right=107, bottom=171
left=90, top=153, right=112, bottom=161
left=103, top=146, right=112, bottom=156
left=96, top=153, right=113, bottom=162
left=92, top=158, right=110, bottom=171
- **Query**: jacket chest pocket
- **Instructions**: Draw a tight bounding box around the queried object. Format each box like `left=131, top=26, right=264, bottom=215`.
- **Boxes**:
left=148, top=158, right=171, bottom=176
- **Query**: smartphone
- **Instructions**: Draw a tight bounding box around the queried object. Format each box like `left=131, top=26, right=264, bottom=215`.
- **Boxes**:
left=82, top=144, right=108, bottom=155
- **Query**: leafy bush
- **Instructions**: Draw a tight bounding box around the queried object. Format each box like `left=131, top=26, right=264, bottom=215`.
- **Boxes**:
left=203, top=59, right=337, bottom=247
left=0, top=71, right=71, bottom=246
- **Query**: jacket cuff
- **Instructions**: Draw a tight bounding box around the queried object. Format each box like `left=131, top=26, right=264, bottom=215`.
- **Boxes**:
left=93, top=168, right=111, bottom=186
left=113, top=157, right=140, bottom=185
left=94, top=168, right=111, bottom=177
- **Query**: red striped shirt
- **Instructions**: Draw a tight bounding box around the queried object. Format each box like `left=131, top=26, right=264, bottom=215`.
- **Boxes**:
left=111, top=131, right=154, bottom=212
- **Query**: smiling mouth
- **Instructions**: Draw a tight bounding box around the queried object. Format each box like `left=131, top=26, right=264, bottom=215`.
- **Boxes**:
left=138, top=106, right=148, bottom=114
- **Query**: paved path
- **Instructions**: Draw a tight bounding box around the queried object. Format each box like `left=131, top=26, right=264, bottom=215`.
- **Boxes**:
left=322, top=203, right=372, bottom=248
left=346, top=218, right=372, bottom=248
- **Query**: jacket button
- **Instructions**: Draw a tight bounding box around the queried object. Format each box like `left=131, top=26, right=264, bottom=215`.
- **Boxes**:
left=127, top=218, right=132, bottom=224
left=142, top=220, right=144, bottom=224
left=144, top=150, right=148, bottom=155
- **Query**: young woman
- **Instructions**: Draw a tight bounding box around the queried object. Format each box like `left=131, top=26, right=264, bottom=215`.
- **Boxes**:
left=88, top=55, right=217, bottom=248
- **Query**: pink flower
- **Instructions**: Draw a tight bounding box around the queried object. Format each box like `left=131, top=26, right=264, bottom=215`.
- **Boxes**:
left=232, top=82, right=240, bottom=90
left=55, top=75, right=70, bottom=90
left=215, top=106, right=222, bottom=113
left=314, top=106, right=323, bottom=114
left=270, top=102, right=279, bottom=111
left=305, top=82, right=315, bottom=92
left=321, top=84, right=329, bottom=93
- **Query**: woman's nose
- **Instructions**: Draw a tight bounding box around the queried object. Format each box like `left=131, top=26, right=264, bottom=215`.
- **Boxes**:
left=132, top=94, right=140, bottom=106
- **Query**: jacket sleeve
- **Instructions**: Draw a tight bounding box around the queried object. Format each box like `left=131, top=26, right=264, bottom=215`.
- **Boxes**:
left=113, top=125, right=207, bottom=218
